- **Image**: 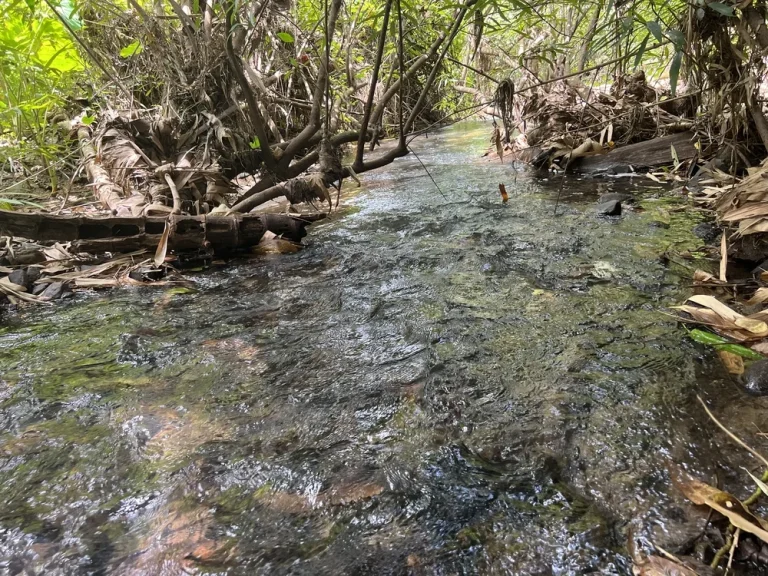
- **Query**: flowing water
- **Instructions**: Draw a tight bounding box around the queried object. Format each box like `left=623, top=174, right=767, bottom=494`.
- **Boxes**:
left=0, top=122, right=762, bottom=575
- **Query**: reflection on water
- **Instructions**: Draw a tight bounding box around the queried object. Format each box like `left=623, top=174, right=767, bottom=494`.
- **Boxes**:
left=0, top=122, right=762, bottom=575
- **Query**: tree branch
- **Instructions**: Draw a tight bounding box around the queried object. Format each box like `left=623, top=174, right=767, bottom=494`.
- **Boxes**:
left=354, top=0, right=393, bottom=170
left=368, top=32, right=448, bottom=135
left=279, top=0, right=343, bottom=168
left=403, top=0, right=477, bottom=136
left=224, top=0, right=276, bottom=171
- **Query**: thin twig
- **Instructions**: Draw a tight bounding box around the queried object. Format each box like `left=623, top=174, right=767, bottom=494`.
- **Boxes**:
left=698, top=395, right=768, bottom=469
left=407, top=145, right=447, bottom=200
left=554, top=68, right=599, bottom=215
left=725, top=528, right=740, bottom=575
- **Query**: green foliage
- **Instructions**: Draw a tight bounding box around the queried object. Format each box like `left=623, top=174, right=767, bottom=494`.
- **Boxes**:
left=0, top=0, right=85, bottom=196
left=707, top=2, right=734, bottom=17
left=119, top=39, right=143, bottom=58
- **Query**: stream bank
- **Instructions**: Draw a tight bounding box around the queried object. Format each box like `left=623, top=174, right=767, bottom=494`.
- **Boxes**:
left=0, top=122, right=764, bottom=575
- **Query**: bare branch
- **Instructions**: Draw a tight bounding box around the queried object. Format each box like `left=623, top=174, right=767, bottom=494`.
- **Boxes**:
left=279, top=0, right=344, bottom=168
left=224, top=0, right=277, bottom=171
left=354, top=0, right=394, bottom=170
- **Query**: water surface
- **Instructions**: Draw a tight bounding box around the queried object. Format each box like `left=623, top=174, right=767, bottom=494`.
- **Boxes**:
left=0, top=123, right=759, bottom=575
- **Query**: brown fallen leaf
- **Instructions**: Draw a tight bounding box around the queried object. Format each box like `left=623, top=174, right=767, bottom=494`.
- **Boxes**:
left=693, top=270, right=726, bottom=285
left=629, top=527, right=701, bottom=576
left=735, top=317, right=768, bottom=335
left=718, top=349, right=744, bottom=375
left=686, top=295, right=742, bottom=323
left=153, top=222, right=171, bottom=267
left=720, top=234, right=728, bottom=282
left=752, top=342, right=768, bottom=355
left=671, top=464, right=768, bottom=543
left=632, top=555, right=699, bottom=576
left=747, top=287, right=768, bottom=306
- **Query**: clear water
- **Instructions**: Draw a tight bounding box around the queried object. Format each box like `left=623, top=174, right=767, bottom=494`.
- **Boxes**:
left=0, top=122, right=755, bottom=575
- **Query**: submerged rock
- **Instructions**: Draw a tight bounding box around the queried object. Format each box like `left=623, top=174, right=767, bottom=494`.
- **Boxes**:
left=598, top=193, right=633, bottom=204
left=744, top=360, right=768, bottom=395
left=26, top=266, right=41, bottom=285
left=40, top=282, right=66, bottom=300
left=692, top=222, right=720, bottom=243
left=597, top=200, right=622, bottom=216
left=8, top=269, right=28, bottom=289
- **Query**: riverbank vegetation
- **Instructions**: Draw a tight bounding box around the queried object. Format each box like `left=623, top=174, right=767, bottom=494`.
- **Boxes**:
left=4, top=0, right=768, bottom=572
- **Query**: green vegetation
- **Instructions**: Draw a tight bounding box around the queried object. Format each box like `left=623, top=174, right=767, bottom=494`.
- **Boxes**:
left=2, top=0, right=764, bottom=215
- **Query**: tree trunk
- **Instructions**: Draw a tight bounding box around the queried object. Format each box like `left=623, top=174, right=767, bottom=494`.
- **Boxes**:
left=577, top=2, right=602, bottom=72
left=0, top=211, right=322, bottom=253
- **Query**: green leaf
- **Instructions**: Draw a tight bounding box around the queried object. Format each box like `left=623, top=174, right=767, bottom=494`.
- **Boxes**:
left=667, top=29, right=686, bottom=50
left=276, top=31, right=294, bottom=43
left=165, top=286, right=197, bottom=295
left=119, top=40, right=143, bottom=58
left=646, top=21, right=662, bottom=43
left=707, top=2, right=734, bottom=16
left=249, top=136, right=261, bottom=149
left=0, top=197, right=44, bottom=208
left=688, top=329, right=764, bottom=359
left=633, top=34, right=649, bottom=69
left=669, top=50, right=683, bottom=97
left=81, top=114, right=95, bottom=125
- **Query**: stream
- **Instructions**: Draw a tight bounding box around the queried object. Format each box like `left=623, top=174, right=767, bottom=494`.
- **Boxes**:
left=0, top=122, right=762, bottom=575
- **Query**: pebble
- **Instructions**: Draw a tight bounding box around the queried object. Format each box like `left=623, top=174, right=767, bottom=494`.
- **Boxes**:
left=40, top=282, right=65, bottom=301
left=597, top=200, right=622, bottom=216
left=692, top=222, right=720, bottom=243
left=598, top=193, right=633, bottom=204
left=7, top=269, right=28, bottom=289
left=26, top=266, right=42, bottom=284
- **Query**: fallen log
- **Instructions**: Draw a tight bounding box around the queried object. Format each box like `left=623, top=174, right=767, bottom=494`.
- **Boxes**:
left=569, top=131, right=698, bottom=173
left=510, top=131, right=698, bottom=173
left=0, top=211, right=324, bottom=253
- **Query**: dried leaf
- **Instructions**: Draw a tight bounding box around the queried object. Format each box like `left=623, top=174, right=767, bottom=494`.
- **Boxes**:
left=43, top=242, right=74, bottom=262
left=748, top=288, right=768, bottom=306
left=734, top=317, right=768, bottom=335
left=686, top=294, right=742, bottom=323
left=752, top=342, right=768, bottom=355
left=720, top=234, right=727, bottom=282
left=722, top=203, right=768, bottom=222
left=154, top=222, right=171, bottom=267
left=0, top=277, right=27, bottom=292
left=692, top=270, right=726, bottom=285
left=633, top=555, right=699, bottom=576
left=673, top=469, right=768, bottom=542
left=718, top=349, right=744, bottom=375
left=74, top=278, right=120, bottom=288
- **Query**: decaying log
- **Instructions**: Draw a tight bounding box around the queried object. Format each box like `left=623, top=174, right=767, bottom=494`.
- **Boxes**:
left=514, top=131, right=698, bottom=173
left=569, top=131, right=698, bottom=172
left=0, top=211, right=324, bottom=254
left=77, top=127, right=145, bottom=216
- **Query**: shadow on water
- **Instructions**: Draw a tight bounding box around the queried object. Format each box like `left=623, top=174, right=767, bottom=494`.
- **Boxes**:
left=1, top=121, right=767, bottom=575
